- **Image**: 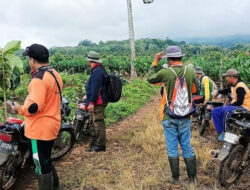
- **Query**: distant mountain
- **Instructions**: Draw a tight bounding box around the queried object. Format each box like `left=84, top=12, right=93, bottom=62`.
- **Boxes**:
left=178, top=35, right=250, bottom=47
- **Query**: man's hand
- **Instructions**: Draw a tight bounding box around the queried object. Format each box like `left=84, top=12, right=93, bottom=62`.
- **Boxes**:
left=88, top=104, right=94, bottom=113
left=152, top=51, right=165, bottom=66
left=213, top=91, right=219, bottom=99
left=201, top=100, right=208, bottom=107
left=11, top=102, right=21, bottom=112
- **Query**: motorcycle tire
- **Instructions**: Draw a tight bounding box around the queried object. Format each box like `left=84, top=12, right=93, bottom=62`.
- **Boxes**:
left=219, top=144, right=245, bottom=187
left=73, top=117, right=84, bottom=141
left=199, top=119, right=209, bottom=136
left=0, top=156, right=18, bottom=190
left=51, top=127, right=76, bottom=161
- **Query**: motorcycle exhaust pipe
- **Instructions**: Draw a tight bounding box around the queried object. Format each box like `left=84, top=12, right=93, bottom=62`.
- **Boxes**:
left=210, top=149, right=220, bottom=158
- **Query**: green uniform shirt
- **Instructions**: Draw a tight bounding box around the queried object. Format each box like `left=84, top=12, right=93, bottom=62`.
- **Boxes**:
left=147, top=65, right=197, bottom=120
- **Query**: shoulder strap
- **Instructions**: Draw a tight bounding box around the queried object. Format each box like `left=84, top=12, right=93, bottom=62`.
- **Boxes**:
left=169, top=66, right=186, bottom=78
left=98, top=65, right=109, bottom=78
left=46, top=70, right=62, bottom=101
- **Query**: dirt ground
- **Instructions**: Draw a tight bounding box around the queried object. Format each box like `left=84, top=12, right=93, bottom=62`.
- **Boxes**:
left=13, top=96, right=250, bottom=190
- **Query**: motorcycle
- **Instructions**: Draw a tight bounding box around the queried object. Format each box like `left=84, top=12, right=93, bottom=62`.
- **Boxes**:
left=193, top=93, right=230, bottom=136
left=196, top=101, right=224, bottom=136
left=72, top=96, right=92, bottom=140
left=0, top=98, right=75, bottom=189
left=211, top=108, right=250, bottom=187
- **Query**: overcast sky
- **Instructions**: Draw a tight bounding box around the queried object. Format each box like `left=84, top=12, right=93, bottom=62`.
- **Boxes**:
left=0, top=0, right=249, bottom=48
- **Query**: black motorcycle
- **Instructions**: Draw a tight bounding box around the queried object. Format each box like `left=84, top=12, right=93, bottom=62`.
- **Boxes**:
left=212, top=108, right=250, bottom=187
left=196, top=101, right=224, bottom=136
left=0, top=98, right=75, bottom=189
left=72, top=96, right=92, bottom=141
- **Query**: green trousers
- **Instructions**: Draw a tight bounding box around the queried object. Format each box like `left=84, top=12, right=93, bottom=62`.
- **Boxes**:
left=91, top=105, right=107, bottom=146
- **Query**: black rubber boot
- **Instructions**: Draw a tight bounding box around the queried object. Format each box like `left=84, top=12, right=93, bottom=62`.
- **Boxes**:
left=168, top=157, right=180, bottom=184
left=37, top=171, right=53, bottom=190
left=184, top=156, right=197, bottom=182
left=88, top=136, right=97, bottom=152
left=52, top=165, right=60, bottom=190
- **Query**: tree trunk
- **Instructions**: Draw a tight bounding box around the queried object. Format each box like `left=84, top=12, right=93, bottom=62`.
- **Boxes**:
left=127, top=0, right=137, bottom=79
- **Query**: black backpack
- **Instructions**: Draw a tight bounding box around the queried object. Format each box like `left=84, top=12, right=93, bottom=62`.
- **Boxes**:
left=106, top=72, right=122, bottom=103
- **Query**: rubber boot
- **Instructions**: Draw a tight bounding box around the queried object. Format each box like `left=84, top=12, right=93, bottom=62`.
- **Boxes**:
left=37, top=171, right=53, bottom=190
left=52, top=165, right=60, bottom=190
left=184, top=156, right=197, bottom=183
left=168, top=157, right=180, bottom=184
left=88, top=136, right=97, bottom=152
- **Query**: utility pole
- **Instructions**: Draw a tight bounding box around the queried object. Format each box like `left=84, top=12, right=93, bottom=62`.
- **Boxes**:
left=126, top=0, right=154, bottom=79
left=127, top=0, right=137, bottom=79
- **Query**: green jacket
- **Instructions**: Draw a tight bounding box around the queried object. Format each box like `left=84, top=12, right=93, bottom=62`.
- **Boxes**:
left=147, top=65, right=197, bottom=120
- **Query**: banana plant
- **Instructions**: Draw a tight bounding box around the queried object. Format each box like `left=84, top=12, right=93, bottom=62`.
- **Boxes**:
left=0, top=40, right=23, bottom=117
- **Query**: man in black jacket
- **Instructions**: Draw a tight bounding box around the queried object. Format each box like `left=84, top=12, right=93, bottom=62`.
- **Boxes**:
left=85, top=51, right=108, bottom=152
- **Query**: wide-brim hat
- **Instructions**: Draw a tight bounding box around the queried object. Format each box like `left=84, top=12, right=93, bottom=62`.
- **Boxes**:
left=85, top=51, right=102, bottom=63
left=163, top=46, right=185, bottom=59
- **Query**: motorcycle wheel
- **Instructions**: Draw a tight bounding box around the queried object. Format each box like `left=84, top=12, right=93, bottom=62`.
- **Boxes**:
left=51, top=127, right=76, bottom=161
left=199, top=118, right=209, bottom=136
left=73, top=117, right=85, bottom=141
left=0, top=156, right=18, bottom=190
left=219, top=144, right=245, bottom=187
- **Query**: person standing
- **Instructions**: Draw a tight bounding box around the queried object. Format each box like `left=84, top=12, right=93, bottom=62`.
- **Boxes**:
left=11, top=44, right=62, bottom=190
left=147, top=46, right=197, bottom=188
left=85, top=51, right=108, bottom=152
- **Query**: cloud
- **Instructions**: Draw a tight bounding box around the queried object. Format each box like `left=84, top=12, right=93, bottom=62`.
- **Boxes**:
left=0, top=0, right=249, bottom=48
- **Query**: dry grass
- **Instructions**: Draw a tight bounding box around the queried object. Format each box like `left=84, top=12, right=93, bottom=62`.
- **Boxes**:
left=46, top=98, right=250, bottom=190
left=13, top=97, right=250, bottom=190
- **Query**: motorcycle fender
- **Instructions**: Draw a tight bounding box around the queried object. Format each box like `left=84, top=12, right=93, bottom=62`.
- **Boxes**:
left=218, top=142, right=233, bottom=161
left=60, top=124, right=75, bottom=131
left=0, top=152, right=11, bottom=166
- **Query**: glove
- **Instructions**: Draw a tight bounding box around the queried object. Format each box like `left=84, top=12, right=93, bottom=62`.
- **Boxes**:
left=152, top=61, right=158, bottom=66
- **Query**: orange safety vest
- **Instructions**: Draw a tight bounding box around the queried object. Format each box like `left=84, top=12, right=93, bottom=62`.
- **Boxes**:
left=231, top=82, right=250, bottom=111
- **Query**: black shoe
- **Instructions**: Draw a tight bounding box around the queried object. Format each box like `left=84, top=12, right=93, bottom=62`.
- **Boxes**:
left=92, top=145, right=106, bottom=152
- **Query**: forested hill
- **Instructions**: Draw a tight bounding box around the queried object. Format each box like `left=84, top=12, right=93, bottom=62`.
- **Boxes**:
left=180, top=35, right=250, bottom=48
left=48, top=38, right=250, bottom=57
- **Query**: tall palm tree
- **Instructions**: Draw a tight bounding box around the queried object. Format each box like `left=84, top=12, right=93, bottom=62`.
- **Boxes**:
left=126, top=0, right=137, bottom=79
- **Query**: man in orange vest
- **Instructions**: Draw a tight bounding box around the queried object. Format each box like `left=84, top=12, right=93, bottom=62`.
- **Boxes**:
left=212, top=69, right=250, bottom=141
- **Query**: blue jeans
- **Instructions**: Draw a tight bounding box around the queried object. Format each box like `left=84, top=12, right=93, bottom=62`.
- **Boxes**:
left=212, top=106, right=240, bottom=133
left=162, top=118, right=195, bottom=158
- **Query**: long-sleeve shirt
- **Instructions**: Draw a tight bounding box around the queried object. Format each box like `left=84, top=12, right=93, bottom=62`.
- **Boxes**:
left=18, top=67, right=63, bottom=140
left=147, top=63, right=197, bottom=120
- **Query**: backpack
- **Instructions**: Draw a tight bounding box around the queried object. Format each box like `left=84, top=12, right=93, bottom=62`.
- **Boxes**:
left=106, top=72, right=123, bottom=103
left=167, top=67, right=195, bottom=118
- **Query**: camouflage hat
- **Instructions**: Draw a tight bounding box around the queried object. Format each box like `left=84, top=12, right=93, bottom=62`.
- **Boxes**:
left=195, top=66, right=203, bottom=74
left=222, top=69, right=239, bottom=77
left=85, top=51, right=102, bottom=63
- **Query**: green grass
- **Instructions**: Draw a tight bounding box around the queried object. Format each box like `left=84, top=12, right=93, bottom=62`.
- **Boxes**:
left=105, top=79, right=158, bottom=126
